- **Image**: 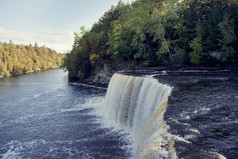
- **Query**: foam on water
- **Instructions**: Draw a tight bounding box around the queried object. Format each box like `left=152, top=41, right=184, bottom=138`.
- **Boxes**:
left=0, top=69, right=134, bottom=159
left=0, top=139, right=95, bottom=159
left=71, top=83, right=107, bottom=90
left=33, top=91, right=52, bottom=98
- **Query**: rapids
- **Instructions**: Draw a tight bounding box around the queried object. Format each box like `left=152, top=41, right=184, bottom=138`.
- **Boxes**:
left=1, top=69, right=237, bottom=158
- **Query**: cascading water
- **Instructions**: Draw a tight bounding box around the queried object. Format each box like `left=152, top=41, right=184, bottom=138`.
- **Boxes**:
left=105, top=73, right=177, bottom=159
left=1, top=70, right=236, bottom=158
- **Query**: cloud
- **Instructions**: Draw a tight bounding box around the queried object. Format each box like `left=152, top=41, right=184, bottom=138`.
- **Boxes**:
left=41, top=28, right=73, bottom=38
left=41, top=28, right=58, bottom=35
left=0, top=26, right=74, bottom=53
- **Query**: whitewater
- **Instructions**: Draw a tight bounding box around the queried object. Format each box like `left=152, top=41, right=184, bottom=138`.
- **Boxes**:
left=0, top=69, right=237, bottom=158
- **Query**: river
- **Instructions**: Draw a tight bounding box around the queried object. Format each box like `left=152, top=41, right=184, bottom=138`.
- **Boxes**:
left=0, top=69, right=131, bottom=159
left=0, top=69, right=237, bottom=159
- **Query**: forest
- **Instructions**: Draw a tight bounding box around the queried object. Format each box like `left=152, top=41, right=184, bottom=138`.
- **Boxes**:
left=62, top=0, right=238, bottom=80
left=0, top=41, right=63, bottom=78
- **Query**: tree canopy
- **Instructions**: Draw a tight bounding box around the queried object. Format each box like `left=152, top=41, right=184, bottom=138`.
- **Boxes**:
left=0, top=41, right=63, bottom=78
left=62, top=0, right=238, bottom=80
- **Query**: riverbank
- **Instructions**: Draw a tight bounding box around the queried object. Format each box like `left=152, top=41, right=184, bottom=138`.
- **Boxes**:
left=0, top=67, right=61, bottom=79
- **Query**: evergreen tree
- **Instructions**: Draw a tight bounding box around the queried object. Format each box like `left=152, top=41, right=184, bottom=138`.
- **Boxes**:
left=0, top=41, right=63, bottom=78
left=62, top=0, right=238, bottom=81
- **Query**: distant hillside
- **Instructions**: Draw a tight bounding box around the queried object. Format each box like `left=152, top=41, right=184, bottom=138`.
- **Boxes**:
left=0, top=41, right=63, bottom=78
left=62, top=0, right=238, bottom=82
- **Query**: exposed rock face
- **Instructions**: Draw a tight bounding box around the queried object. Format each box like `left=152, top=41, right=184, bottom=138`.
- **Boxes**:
left=84, top=64, right=118, bottom=85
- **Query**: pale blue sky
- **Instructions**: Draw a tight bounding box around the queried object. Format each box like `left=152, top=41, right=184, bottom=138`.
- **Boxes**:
left=0, top=0, right=133, bottom=52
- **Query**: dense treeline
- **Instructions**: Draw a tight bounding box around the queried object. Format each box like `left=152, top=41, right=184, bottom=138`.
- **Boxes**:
left=63, top=0, right=238, bottom=80
left=0, top=41, right=63, bottom=78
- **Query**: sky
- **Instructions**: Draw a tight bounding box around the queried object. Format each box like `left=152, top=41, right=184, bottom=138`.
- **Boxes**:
left=0, top=0, right=134, bottom=53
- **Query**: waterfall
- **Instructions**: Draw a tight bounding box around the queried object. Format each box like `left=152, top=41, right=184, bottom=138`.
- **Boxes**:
left=105, top=73, right=176, bottom=159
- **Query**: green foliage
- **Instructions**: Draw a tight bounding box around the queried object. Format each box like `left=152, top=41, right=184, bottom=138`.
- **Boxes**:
left=63, top=0, right=238, bottom=81
left=218, top=13, right=237, bottom=63
left=0, top=41, right=63, bottom=77
left=189, top=37, right=202, bottom=65
left=171, top=49, right=186, bottom=65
